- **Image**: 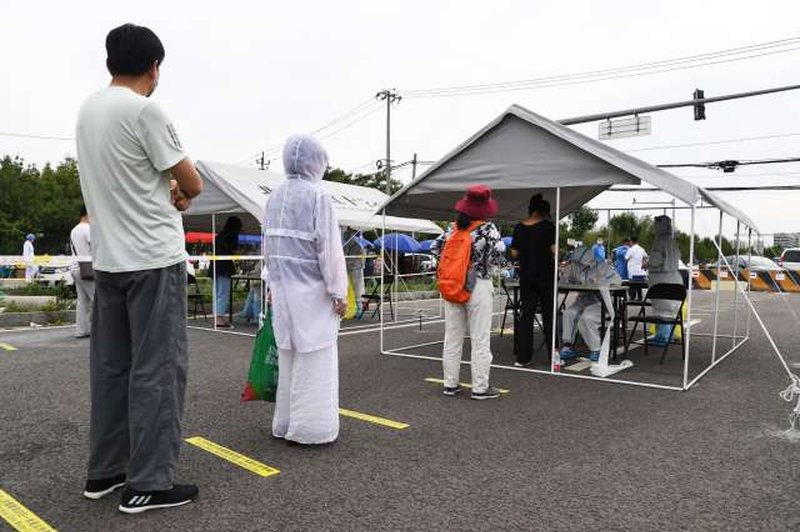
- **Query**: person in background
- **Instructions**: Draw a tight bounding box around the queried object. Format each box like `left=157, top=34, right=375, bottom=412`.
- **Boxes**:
left=237, top=261, right=262, bottom=324
left=263, top=134, right=348, bottom=444
left=625, top=235, right=648, bottom=301
left=510, top=194, right=556, bottom=367
left=612, top=239, right=631, bottom=280
left=432, top=185, right=505, bottom=400
left=343, top=228, right=366, bottom=318
left=560, top=245, right=623, bottom=361
left=212, top=216, right=242, bottom=328
left=23, top=233, right=37, bottom=281
left=76, top=23, right=203, bottom=512
left=592, top=236, right=606, bottom=263
left=70, top=205, right=94, bottom=339
left=647, top=216, right=682, bottom=346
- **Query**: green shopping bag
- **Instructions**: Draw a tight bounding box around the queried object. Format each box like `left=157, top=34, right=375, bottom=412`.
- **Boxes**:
left=241, top=311, right=279, bottom=402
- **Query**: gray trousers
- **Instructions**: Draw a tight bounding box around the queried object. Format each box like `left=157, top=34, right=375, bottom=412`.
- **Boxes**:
left=72, top=268, right=94, bottom=337
left=88, top=262, right=188, bottom=491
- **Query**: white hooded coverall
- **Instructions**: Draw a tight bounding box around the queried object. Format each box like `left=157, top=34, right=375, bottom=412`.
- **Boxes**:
left=262, top=135, right=348, bottom=444
left=561, top=246, right=622, bottom=352
left=648, top=215, right=682, bottom=342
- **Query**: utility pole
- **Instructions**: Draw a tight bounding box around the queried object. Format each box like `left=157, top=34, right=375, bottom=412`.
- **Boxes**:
left=411, top=152, right=418, bottom=179
left=376, top=89, right=401, bottom=195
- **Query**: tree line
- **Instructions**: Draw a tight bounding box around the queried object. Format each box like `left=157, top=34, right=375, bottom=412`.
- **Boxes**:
left=0, top=155, right=778, bottom=262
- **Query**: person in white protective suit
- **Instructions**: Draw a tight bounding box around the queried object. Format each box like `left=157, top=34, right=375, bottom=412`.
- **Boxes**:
left=647, top=215, right=683, bottom=346
left=560, top=245, right=622, bottom=361
left=23, top=233, right=37, bottom=281
left=262, top=134, right=348, bottom=445
left=342, top=228, right=366, bottom=318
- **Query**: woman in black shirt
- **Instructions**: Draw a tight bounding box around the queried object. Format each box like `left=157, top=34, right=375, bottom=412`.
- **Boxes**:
left=510, top=195, right=556, bottom=366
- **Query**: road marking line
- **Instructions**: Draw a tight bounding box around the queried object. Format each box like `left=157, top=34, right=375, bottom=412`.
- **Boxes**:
left=0, top=488, right=56, bottom=532
left=0, top=343, right=17, bottom=351
left=339, top=408, right=409, bottom=430
left=424, top=377, right=510, bottom=394
left=185, top=437, right=280, bottom=478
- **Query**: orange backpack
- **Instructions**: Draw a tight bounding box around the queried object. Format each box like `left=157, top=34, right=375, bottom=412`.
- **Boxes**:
left=437, top=220, right=484, bottom=303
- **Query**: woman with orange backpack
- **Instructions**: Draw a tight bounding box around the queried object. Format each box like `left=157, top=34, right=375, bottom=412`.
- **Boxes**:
left=431, top=185, right=506, bottom=400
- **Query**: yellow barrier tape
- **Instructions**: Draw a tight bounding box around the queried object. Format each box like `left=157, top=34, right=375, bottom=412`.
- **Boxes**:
left=0, top=488, right=56, bottom=532
left=424, top=377, right=509, bottom=394
left=0, top=343, right=17, bottom=351
left=185, top=437, right=280, bottom=478
left=339, top=408, right=409, bottom=430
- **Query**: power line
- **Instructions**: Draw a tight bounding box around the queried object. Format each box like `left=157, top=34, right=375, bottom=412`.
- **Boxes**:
left=234, top=99, right=383, bottom=165
left=0, top=131, right=74, bottom=141
left=404, top=37, right=800, bottom=98
left=628, top=132, right=800, bottom=152
left=658, top=156, right=800, bottom=172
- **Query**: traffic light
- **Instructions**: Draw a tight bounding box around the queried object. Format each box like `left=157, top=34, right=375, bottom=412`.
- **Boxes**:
left=693, top=89, right=706, bottom=121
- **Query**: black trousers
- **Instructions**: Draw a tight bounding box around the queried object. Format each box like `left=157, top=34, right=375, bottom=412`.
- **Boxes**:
left=517, top=282, right=554, bottom=364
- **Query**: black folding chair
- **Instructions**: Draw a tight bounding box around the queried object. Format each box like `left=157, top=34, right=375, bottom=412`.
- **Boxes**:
left=626, top=283, right=687, bottom=364
left=500, top=278, right=521, bottom=338
left=187, top=274, right=208, bottom=321
left=361, top=274, right=395, bottom=320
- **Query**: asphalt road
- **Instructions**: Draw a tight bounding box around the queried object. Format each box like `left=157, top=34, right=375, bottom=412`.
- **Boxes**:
left=0, top=291, right=798, bottom=531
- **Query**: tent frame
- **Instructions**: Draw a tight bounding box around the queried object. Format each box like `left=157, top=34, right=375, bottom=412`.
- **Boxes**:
left=378, top=187, right=755, bottom=392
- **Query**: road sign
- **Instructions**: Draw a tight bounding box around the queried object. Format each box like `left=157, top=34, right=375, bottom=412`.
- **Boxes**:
left=599, top=115, right=652, bottom=140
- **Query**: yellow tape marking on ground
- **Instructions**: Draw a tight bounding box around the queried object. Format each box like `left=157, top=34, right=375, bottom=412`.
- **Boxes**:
left=0, top=488, right=56, bottom=532
left=0, top=343, right=17, bottom=351
left=424, top=377, right=510, bottom=394
left=185, top=437, right=280, bottom=478
left=339, top=408, right=409, bottom=430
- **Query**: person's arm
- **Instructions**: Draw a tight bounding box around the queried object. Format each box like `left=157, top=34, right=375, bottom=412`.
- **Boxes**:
left=137, top=102, right=202, bottom=210
left=314, top=192, right=348, bottom=316
left=169, top=158, right=203, bottom=205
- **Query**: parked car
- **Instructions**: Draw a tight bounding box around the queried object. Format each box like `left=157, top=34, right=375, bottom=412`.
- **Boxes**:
left=778, top=248, right=800, bottom=271
left=37, top=264, right=73, bottom=286
left=723, top=255, right=783, bottom=272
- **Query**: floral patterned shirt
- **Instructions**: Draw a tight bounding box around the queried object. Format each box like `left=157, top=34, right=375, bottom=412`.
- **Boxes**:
left=431, top=221, right=506, bottom=279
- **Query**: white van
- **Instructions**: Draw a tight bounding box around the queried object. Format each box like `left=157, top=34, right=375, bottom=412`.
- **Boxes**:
left=779, top=248, right=800, bottom=271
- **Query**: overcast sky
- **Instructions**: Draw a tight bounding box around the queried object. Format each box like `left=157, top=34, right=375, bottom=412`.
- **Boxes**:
left=3, top=0, right=800, bottom=241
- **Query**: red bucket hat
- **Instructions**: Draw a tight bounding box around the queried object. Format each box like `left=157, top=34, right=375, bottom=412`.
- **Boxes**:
left=454, top=184, right=498, bottom=219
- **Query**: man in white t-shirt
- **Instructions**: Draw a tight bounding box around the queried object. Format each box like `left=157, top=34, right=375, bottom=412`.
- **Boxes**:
left=70, top=205, right=94, bottom=338
left=76, top=23, right=202, bottom=514
left=625, top=236, right=649, bottom=300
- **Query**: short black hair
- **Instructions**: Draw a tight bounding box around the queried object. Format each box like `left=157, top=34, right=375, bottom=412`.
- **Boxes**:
left=80, top=204, right=88, bottom=217
left=106, top=23, right=165, bottom=76
left=629, top=236, right=638, bottom=243
left=528, top=193, right=550, bottom=216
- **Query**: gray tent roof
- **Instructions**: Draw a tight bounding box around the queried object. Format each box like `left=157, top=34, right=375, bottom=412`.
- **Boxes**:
left=379, top=104, right=758, bottom=231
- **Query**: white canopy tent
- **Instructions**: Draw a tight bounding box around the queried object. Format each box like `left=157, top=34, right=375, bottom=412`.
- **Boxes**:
left=182, top=161, right=441, bottom=333
left=183, top=161, right=443, bottom=235
left=378, top=104, right=760, bottom=391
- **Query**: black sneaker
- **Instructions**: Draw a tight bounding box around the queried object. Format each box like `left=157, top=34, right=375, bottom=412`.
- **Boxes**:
left=471, top=387, right=502, bottom=400
left=118, top=484, right=198, bottom=514
left=83, top=474, right=126, bottom=499
left=442, top=385, right=462, bottom=396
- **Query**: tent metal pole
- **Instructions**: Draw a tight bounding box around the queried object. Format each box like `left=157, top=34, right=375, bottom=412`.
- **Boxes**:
left=606, top=209, right=611, bottom=249
left=380, top=210, right=386, bottom=352
left=683, top=205, right=696, bottom=390
left=732, top=220, right=742, bottom=347
left=746, top=228, right=753, bottom=337
left=550, top=187, right=561, bottom=372
left=711, top=210, right=723, bottom=363
left=212, top=213, right=217, bottom=331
